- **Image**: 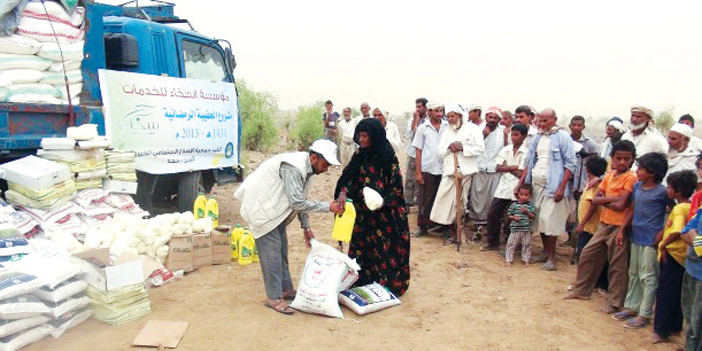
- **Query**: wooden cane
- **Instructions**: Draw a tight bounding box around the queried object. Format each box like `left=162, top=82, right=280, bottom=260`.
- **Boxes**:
left=453, top=152, right=462, bottom=252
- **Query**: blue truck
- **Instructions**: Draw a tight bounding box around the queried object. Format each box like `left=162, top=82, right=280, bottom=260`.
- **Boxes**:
left=0, top=1, right=241, bottom=214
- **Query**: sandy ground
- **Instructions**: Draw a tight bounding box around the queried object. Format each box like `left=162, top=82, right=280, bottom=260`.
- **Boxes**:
left=27, top=145, right=686, bottom=351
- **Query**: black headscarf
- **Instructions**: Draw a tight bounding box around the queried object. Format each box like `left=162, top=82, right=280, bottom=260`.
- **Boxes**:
left=334, top=118, right=396, bottom=197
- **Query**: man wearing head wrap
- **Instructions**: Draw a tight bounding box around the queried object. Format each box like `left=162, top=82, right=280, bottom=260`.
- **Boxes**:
left=410, top=102, right=447, bottom=236
left=430, top=103, right=485, bottom=244
left=678, top=114, right=702, bottom=153
left=514, top=105, right=539, bottom=149
left=622, top=106, right=669, bottom=169
left=468, top=105, right=482, bottom=125
left=373, top=107, right=403, bottom=151
left=403, top=98, right=429, bottom=206
left=234, top=139, right=344, bottom=314
left=468, top=106, right=506, bottom=240
left=337, top=107, right=358, bottom=168
left=600, top=117, right=626, bottom=163
left=517, top=108, right=577, bottom=271
left=665, top=123, right=698, bottom=185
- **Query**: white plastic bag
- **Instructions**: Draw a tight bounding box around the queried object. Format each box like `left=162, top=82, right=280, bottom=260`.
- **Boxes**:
left=362, top=187, right=383, bottom=211
left=0, top=315, right=49, bottom=339
left=0, top=323, right=53, bottom=351
left=33, top=278, right=87, bottom=304
left=47, top=60, right=81, bottom=72
left=0, top=295, right=50, bottom=320
left=338, top=282, right=402, bottom=315
left=37, top=41, right=84, bottom=61
left=0, top=53, right=52, bottom=71
left=290, top=239, right=361, bottom=318
left=49, top=307, right=91, bottom=338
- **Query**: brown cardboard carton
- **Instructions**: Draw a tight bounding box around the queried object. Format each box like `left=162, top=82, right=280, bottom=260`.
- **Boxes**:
left=192, top=232, right=212, bottom=268
left=211, top=226, right=232, bottom=265
left=166, top=234, right=193, bottom=272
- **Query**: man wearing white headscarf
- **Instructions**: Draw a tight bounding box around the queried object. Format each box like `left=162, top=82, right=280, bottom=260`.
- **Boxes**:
left=468, top=106, right=505, bottom=240
left=430, top=103, right=485, bottom=244
left=373, top=107, right=402, bottom=152
left=600, top=117, right=626, bottom=163
left=622, top=106, right=668, bottom=170
left=410, top=102, right=447, bottom=236
left=665, top=123, right=698, bottom=185
left=678, top=114, right=702, bottom=153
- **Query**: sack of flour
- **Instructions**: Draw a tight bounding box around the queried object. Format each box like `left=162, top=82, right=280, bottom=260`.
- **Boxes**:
left=290, top=239, right=360, bottom=318
left=339, top=282, right=401, bottom=315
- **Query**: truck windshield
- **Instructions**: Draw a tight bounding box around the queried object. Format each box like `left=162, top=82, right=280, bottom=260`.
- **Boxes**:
left=182, top=40, right=228, bottom=82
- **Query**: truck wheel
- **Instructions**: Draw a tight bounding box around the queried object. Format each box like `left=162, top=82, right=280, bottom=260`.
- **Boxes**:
left=177, top=171, right=203, bottom=213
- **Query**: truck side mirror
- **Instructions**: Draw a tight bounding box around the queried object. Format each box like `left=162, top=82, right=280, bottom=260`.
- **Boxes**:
left=225, top=47, right=236, bottom=73
left=104, top=33, right=140, bottom=68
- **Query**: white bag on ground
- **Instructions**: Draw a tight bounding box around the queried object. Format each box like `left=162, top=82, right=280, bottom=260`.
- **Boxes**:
left=46, top=294, right=89, bottom=318
left=49, top=307, right=91, bottom=338
left=0, top=315, right=50, bottom=339
left=339, top=282, right=402, bottom=315
left=0, top=323, right=53, bottom=351
left=32, top=278, right=87, bottom=304
left=290, top=239, right=360, bottom=318
left=0, top=295, right=50, bottom=320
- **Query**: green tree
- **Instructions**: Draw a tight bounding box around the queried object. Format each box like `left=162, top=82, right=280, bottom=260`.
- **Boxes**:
left=290, top=102, right=325, bottom=150
left=236, top=80, right=278, bottom=151
left=655, top=106, right=675, bottom=133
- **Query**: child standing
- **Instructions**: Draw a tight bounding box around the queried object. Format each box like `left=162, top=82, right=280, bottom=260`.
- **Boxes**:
left=652, top=170, right=697, bottom=343
left=680, top=196, right=702, bottom=351
left=505, top=184, right=536, bottom=266
left=612, top=152, right=669, bottom=328
left=565, top=140, right=637, bottom=314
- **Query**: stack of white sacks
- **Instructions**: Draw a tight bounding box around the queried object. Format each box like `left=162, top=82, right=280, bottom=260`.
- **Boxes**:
left=38, top=125, right=109, bottom=191
left=104, top=151, right=138, bottom=194
left=0, top=239, right=91, bottom=351
left=0, top=1, right=84, bottom=104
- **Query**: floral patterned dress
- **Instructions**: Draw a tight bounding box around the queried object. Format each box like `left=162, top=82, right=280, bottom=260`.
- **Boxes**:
left=343, top=154, right=411, bottom=296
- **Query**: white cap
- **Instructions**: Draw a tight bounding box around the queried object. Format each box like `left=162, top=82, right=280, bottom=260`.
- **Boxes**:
left=670, top=123, right=693, bottom=139
left=309, top=139, right=340, bottom=166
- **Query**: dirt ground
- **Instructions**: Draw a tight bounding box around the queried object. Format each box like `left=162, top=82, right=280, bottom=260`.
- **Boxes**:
left=27, top=146, right=685, bottom=351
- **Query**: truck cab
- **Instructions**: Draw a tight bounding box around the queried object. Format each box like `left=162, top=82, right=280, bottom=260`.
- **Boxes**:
left=0, top=1, right=241, bottom=214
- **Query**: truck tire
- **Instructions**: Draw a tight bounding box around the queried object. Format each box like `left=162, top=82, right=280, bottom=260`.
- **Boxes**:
left=177, top=171, right=203, bottom=213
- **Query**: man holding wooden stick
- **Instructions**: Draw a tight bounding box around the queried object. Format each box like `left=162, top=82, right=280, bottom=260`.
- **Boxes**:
left=430, top=104, right=485, bottom=246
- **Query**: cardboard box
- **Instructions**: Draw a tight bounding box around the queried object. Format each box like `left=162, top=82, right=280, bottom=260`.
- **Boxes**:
left=74, top=248, right=144, bottom=292
left=211, top=226, right=232, bottom=265
left=166, top=234, right=193, bottom=272
left=192, top=233, right=212, bottom=268
left=103, top=179, right=138, bottom=194
left=0, top=155, right=71, bottom=191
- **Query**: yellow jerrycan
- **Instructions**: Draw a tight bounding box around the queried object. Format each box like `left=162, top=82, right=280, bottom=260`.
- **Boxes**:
left=332, top=199, right=356, bottom=242
left=206, top=197, right=219, bottom=227
left=193, top=193, right=207, bottom=219
left=231, top=224, right=243, bottom=259
left=238, top=228, right=255, bottom=266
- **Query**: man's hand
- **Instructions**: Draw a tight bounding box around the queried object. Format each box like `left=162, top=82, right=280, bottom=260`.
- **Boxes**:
left=303, top=228, right=315, bottom=248
left=573, top=223, right=584, bottom=236
left=449, top=141, right=463, bottom=153
left=483, top=126, right=491, bottom=137
left=412, top=111, right=420, bottom=131
left=615, top=231, right=625, bottom=247
left=554, top=187, right=565, bottom=202
left=330, top=201, right=344, bottom=215
left=415, top=171, right=424, bottom=185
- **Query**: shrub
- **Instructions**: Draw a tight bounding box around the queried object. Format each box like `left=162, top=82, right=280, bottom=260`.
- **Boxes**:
left=237, top=80, right=278, bottom=151
left=655, top=106, right=675, bottom=133
left=290, top=102, right=325, bottom=150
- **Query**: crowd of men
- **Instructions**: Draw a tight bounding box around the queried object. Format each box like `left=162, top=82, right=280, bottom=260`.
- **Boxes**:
left=322, top=98, right=702, bottom=347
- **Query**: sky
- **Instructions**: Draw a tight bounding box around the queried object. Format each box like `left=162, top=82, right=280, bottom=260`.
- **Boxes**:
left=104, top=0, right=702, bottom=124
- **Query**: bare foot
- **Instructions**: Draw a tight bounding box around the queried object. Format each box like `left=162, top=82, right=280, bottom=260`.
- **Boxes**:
left=504, top=261, right=512, bottom=267
left=651, top=332, right=666, bottom=344
left=597, top=304, right=619, bottom=314
left=563, top=292, right=590, bottom=300
left=522, top=261, right=529, bottom=266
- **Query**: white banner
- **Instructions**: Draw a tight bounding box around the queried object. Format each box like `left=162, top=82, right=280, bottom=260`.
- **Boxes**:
left=99, top=70, right=239, bottom=174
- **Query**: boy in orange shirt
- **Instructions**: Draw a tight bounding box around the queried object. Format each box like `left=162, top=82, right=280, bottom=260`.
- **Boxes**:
left=565, top=140, right=637, bottom=314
